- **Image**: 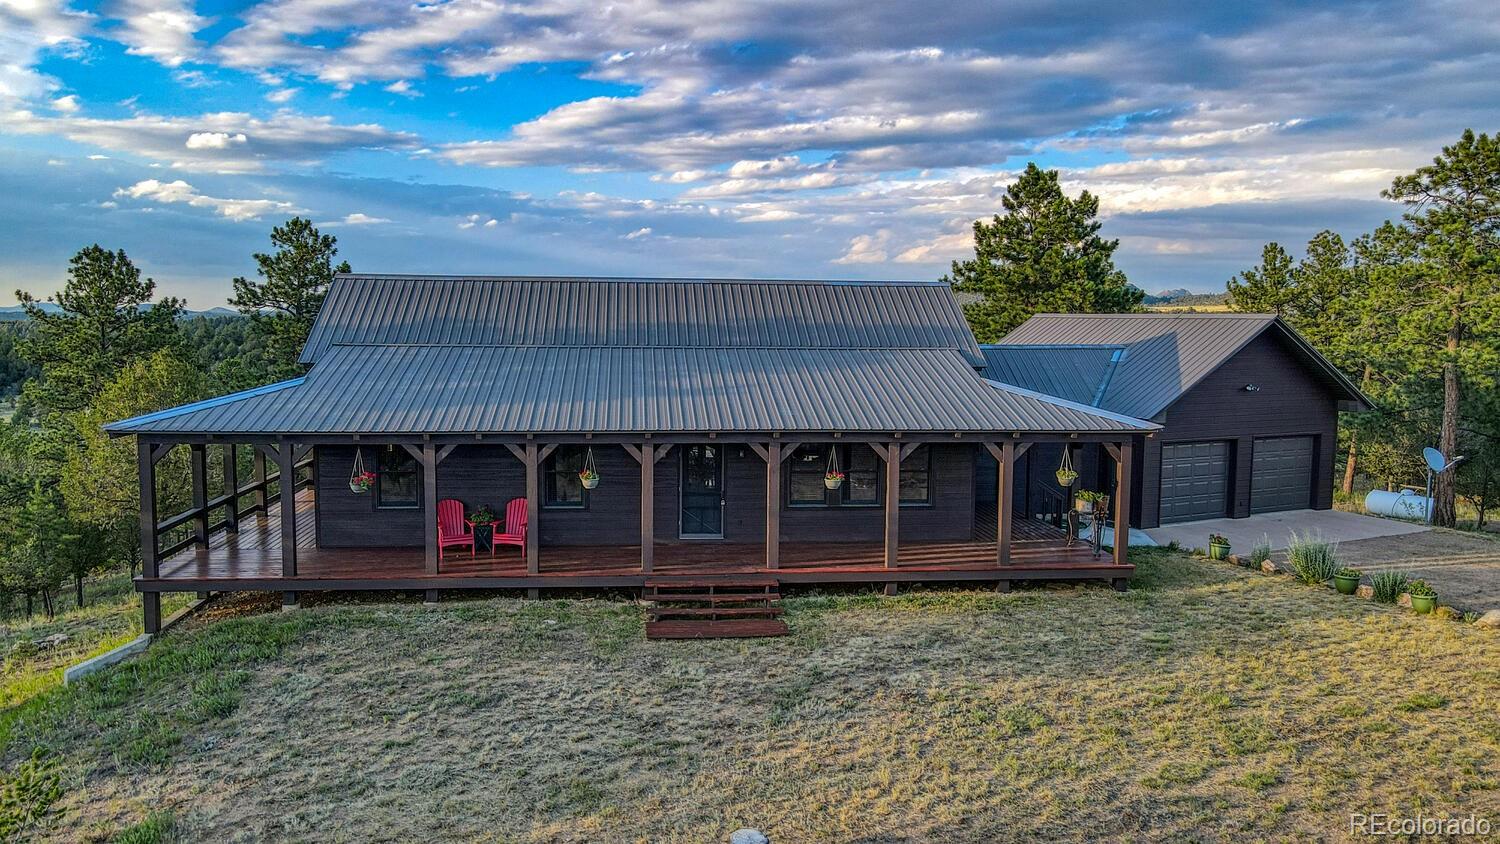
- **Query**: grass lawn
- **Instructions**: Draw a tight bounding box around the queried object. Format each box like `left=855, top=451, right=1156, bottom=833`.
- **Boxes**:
left=2, top=551, right=1497, bottom=842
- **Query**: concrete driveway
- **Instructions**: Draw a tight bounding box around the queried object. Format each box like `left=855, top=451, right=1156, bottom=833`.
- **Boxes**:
left=1144, top=509, right=1430, bottom=553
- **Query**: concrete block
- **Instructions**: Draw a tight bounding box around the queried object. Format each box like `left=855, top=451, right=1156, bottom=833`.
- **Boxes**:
left=64, top=634, right=152, bottom=685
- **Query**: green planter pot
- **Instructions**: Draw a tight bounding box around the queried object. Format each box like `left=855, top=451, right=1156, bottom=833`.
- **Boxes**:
left=1208, top=542, right=1230, bottom=561
left=1333, top=574, right=1360, bottom=595
left=1409, top=594, right=1437, bottom=614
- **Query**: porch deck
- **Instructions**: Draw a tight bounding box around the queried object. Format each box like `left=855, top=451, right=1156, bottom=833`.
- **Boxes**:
left=139, top=489, right=1132, bottom=592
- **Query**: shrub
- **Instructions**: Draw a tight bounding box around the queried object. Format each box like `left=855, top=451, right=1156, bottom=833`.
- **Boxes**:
left=0, top=750, right=63, bottom=839
left=1407, top=579, right=1436, bottom=598
left=1370, top=570, right=1410, bottom=604
left=1335, top=567, right=1361, bottom=578
left=1287, top=532, right=1340, bottom=585
left=1208, top=533, right=1229, bottom=546
left=1249, top=536, right=1272, bottom=566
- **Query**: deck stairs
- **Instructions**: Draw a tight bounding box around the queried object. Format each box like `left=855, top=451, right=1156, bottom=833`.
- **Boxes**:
left=643, top=576, right=788, bottom=639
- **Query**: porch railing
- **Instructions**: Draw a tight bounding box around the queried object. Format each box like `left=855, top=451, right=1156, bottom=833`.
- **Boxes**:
left=154, top=452, right=314, bottom=559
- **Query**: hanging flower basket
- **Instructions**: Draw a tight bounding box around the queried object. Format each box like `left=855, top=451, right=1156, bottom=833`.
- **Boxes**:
left=348, top=448, right=375, bottom=494
left=824, top=470, right=846, bottom=490
left=1055, top=447, right=1078, bottom=488
left=579, top=447, right=600, bottom=489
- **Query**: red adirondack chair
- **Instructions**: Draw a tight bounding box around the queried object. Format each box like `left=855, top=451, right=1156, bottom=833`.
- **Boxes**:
left=492, top=497, right=528, bottom=556
left=437, top=499, right=475, bottom=561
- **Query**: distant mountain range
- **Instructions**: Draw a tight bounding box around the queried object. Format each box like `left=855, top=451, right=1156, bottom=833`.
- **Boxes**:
left=1141, top=288, right=1228, bottom=307
left=0, top=303, right=243, bottom=321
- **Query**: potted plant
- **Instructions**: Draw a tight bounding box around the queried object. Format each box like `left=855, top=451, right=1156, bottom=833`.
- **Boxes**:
left=468, top=504, right=496, bottom=552
left=1074, top=489, right=1102, bottom=514
left=824, top=469, right=845, bottom=490
left=1055, top=449, right=1078, bottom=488
left=1333, top=566, right=1362, bottom=595
left=579, top=467, right=600, bottom=490
left=349, top=470, right=376, bottom=494
left=1406, top=579, right=1437, bottom=614
left=1208, top=533, right=1231, bottom=560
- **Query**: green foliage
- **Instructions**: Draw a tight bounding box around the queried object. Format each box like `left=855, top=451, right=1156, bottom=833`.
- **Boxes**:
left=1287, top=532, right=1340, bottom=585
left=1208, top=533, right=1229, bottom=547
left=1406, top=579, right=1436, bottom=598
left=113, top=811, right=176, bottom=844
left=15, top=245, right=182, bottom=420
left=1335, top=567, right=1361, bottom=579
left=229, top=217, right=351, bottom=378
left=1249, top=536, right=1272, bottom=566
left=947, top=163, right=1142, bottom=341
left=0, top=749, right=64, bottom=838
left=1369, top=570, right=1410, bottom=604
left=1226, top=242, right=1299, bottom=315
left=1396, top=692, right=1446, bottom=712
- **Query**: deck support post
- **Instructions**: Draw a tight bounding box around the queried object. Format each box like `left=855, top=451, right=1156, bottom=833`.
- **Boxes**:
left=524, top=443, right=540, bottom=576
left=764, top=442, right=781, bottom=570
left=881, top=442, right=901, bottom=570
left=252, top=447, right=268, bottom=521
left=282, top=590, right=299, bottom=610
left=265, top=441, right=298, bottom=577
left=1113, top=439, right=1133, bottom=567
left=138, top=438, right=161, bottom=633
left=640, top=443, right=655, bottom=574
left=985, top=441, right=1018, bottom=567
left=421, top=442, right=439, bottom=576
left=222, top=444, right=239, bottom=535
left=190, top=443, right=209, bottom=549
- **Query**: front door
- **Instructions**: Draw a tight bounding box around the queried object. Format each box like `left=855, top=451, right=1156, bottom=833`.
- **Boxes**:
left=680, top=443, right=724, bottom=538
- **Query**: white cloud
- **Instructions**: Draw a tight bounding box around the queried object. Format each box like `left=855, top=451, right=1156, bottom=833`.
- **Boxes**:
left=185, top=131, right=247, bottom=149
left=383, top=79, right=419, bottom=98
left=458, top=213, right=497, bottom=229
left=111, top=0, right=212, bottom=67
left=50, top=94, right=79, bottom=112
left=833, top=229, right=892, bottom=264
left=265, top=86, right=299, bottom=104
left=0, top=0, right=91, bottom=101
left=341, top=212, right=390, bottom=225
left=113, top=178, right=300, bottom=221
left=173, top=68, right=215, bottom=87
left=623, top=226, right=651, bottom=239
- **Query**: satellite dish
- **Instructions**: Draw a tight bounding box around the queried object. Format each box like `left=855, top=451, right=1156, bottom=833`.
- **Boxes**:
left=1423, top=447, right=1448, bottom=472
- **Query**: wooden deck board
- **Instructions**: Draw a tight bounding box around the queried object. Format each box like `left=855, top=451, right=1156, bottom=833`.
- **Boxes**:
left=144, top=488, right=1132, bottom=591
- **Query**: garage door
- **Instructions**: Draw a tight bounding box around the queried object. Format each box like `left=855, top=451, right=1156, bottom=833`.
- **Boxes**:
left=1159, top=441, right=1229, bottom=523
left=1251, top=436, right=1313, bottom=513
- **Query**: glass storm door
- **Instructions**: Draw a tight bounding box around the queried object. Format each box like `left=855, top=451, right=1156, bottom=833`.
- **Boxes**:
left=680, top=444, right=724, bottom=538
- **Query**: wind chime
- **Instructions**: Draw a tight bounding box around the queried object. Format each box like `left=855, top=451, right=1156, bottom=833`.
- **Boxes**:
left=349, top=447, right=375, bottom=494
left=579, top=446, right=600, bottom=489
left=824, top=447, right=845, bottom=489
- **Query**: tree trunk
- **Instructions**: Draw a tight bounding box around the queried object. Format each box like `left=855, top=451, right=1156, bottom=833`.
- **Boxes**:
left=1342, top=429, right=1358, bottom=495
left=76, top=574, right=85, bottom=609
left=42, top=589, right=54, bottom=619
left=25, top=592, right=33, bottom=617
left=1433, top=318, right=1461, bottom=528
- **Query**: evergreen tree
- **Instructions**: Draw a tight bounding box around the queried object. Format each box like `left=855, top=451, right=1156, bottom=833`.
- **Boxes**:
left=15, top=246, right=182, bottom=420
left=1377, top=129, right=1500, bottom=526
left=1226, top=242, right=1299, bottom=316
left=946, top=163, right=1142, bottom=341
left=230, top=218, right=350, bottom=378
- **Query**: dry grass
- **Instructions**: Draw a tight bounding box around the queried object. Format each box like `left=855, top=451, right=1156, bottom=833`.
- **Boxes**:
left=6, top=551, right=1499, bottom=842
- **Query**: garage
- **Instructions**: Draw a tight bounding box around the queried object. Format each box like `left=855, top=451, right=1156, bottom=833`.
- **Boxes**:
left=1159, top=441, right=1229, bottom=523
left=1251, top=436, right=1314, bottom=513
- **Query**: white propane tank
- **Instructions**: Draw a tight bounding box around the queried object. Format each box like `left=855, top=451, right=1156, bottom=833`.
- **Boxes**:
left=1364, top=489, right=1430, bottom=521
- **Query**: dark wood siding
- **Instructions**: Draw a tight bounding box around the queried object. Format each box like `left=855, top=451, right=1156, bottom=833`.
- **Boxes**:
left=317, top=442, right=976, bottom=548
left=1139, top=330, right=1338, bottom=528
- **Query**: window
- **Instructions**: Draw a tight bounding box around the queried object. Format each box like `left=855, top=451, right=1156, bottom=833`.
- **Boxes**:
left=899, top=445, right=931, bottom=504
left=844, top=445, right=879, bottom=504
left=544, top=446, right=587, bottom=508
left=376, top=447, right=419, bottom=509
left=787, top=444, right=829, bottom=505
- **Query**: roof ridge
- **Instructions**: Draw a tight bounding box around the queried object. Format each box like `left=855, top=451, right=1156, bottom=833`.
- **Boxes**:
left=324, top=342, right=970, bottom=350
left=334, top=273, right=948, bottom=287
left=1028, top=312, right=1274, bottom=319
left=982, top=378, right=1158, bottom=430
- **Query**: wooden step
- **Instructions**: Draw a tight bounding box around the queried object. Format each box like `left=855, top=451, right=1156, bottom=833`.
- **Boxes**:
left=644, top=576, right=778, bottom=589
left=644, top=591, right=781, bottom=603
left=648, top=606, right=785, bottom=619
left=646, top=619, right=789, bottom=639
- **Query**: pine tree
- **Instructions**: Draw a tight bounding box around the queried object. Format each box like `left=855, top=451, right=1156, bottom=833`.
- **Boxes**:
left=230, top=218, right=351, bottom=379
left=1226, top=243, right=1299, bottom=316
left=946, top=163, right=1141, bottom=341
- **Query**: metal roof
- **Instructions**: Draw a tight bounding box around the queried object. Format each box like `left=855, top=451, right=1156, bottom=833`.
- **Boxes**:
left=300, top=274, right=986, bottom=366
left=998, top=313, right=1370, bottom=419
left=979, top=345, right=1123, bottom=407
left=106, top=345, right=1156, bottom=435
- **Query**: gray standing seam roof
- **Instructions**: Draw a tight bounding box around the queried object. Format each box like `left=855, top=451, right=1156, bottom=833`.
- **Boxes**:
left=301, top=275, right=987, bottom=366
left=979, top=345, right=1124, bottom=408
left=997, top=313, right=1369, bottom=419
left=105, top=345, right=1157, bottom=435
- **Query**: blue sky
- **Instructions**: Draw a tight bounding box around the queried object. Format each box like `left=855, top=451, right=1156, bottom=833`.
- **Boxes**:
left=2, top=0, right=1497, bottom=308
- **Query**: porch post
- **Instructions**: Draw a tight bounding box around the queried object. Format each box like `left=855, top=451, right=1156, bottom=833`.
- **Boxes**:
left=1113, top=439, right=1133, bottom=567
left=525, top=442, right=540, bottom=576
left=640, top=442, right=655, bottom=574
left=765, top=442, right=781, bottom=570
left=190, top=443, right=209, bottom=549
left=138, top=438, right=160, bottom=634
left=271, top=441, right=297, bottom=577
left=222, top=444, right=239, bottom=535
left=883, top=442, right=901, bottom=570
left=422, top=442, right=439, bottom=576
left=252, top=447, right=268, bottom=521
left=994, top=441, right=1016, bottom=566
